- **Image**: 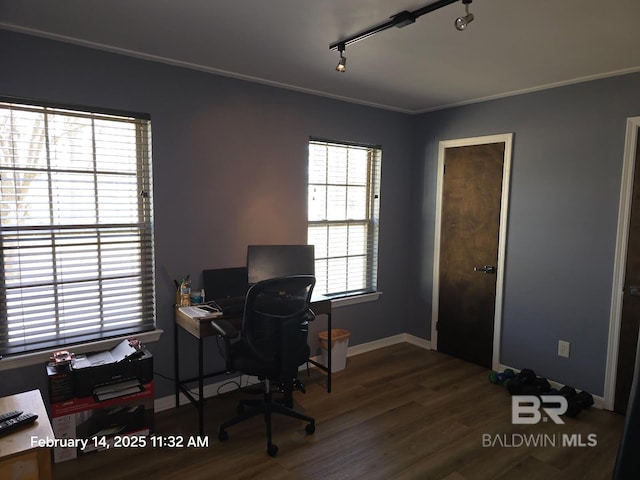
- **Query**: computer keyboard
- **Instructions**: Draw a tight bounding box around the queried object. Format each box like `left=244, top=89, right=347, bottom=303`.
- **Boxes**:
left=0, top=412, right=38, bottom=435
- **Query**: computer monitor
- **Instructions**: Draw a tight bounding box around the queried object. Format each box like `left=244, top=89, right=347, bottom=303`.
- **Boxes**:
left=202, top=267, right=249, bottom=300
left=247, top=245, right=315, bottom=285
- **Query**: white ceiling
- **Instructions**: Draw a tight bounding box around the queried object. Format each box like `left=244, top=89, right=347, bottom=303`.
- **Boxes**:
left=2, top=0, right=640, bottom=113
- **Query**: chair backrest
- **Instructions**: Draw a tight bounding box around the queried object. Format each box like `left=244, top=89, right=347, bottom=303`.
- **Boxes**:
left=242, top=275, right=315, bottom=382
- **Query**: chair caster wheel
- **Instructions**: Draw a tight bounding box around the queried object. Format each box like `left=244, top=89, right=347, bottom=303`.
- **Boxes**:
left=305, top=423, right=316, bottom=435
left=218, top=430, right=229, bottom=442
left=267, top=443, right=278, bottom=456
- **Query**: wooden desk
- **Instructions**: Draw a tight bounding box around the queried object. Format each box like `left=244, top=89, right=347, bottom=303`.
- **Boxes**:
left=174, top=294, right=332, bottom=435
left=0, top=389, right=54, bottom=480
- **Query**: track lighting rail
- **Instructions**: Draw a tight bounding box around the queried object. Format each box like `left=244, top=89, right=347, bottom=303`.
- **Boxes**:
left=329, top=0, right=463, bottom=51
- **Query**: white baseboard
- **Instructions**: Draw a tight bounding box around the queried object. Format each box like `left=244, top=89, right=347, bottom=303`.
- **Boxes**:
left=402, top=333, right=433, bottom=351
left=344, top=332, right=432, bottom=357
left=154, top=333, right=432, bottom=412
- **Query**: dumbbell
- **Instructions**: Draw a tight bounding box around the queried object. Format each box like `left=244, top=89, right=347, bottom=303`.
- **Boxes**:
left=558, top=386, right=582, bottom=417
left=558, top=387, right=593, bottom=408
left=575, top=390, right=594, bottom=409
left=489, top=368, right=515, bottom=385
left=512, top=380, right=550, bottom=396
left=506, top=368, right=545, bottom=395
left=533, top=377, right=552, bottom=394
left=518, top=368, right=538, bottom=383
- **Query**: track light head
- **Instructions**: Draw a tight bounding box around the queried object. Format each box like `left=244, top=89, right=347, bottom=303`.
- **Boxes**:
left=455, top=0, right=474, bottom=31
left=454, top=13, right=474, bottom=30
left=336, top=44, right=347, bottom=72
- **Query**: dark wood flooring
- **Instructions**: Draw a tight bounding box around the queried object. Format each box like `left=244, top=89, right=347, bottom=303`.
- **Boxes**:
left=52, top=343, right=625, bottom=479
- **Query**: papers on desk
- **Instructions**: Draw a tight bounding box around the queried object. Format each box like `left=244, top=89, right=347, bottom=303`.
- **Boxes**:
left=179, top=305, right=223, bottom=319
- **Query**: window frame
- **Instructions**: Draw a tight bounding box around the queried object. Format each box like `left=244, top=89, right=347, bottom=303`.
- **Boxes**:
left=0, top=97, right=157, bottom=359
left=307, top=137, right=382, bottom=299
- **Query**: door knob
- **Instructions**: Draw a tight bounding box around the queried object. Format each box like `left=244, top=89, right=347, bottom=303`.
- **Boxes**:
left=474, top=265, right=497, bottom=274
left=625, top=285, right=640, bottom=297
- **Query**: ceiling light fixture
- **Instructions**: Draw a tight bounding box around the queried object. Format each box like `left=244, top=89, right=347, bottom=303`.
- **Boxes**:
left=329, top=0, right=475, bottom=71
left=455, top=0, right=474, bottom=31
left=336, top=44, right=347, bottom=72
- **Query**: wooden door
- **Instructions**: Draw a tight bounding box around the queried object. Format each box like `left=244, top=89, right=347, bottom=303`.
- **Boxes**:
left=615, top=132, right=640, bottom=414
left=435, top=140, right=506, bottom=368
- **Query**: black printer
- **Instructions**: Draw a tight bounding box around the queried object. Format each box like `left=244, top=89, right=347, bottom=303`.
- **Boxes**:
left=71, top=339, right=153, bottom=398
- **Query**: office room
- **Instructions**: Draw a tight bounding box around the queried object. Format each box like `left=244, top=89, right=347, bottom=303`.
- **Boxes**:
left=0, top=0, right=639, bottom=478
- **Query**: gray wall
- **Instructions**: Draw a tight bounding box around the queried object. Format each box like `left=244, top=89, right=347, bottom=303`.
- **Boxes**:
left=410, top=72, right=640, bottom=395
left=0, top=30, right=414, bottom=399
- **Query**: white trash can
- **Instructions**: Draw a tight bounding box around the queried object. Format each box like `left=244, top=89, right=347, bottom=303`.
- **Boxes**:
left=318, top=329, right=350, bottom=372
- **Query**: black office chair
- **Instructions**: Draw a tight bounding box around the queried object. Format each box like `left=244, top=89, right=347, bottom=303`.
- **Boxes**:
left=210, top=275, right=316, bottom=456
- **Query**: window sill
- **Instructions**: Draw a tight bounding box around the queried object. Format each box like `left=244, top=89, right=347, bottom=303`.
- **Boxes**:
left=0, top=329, right=163, bottom=372
left=329, top=291, right=382, bottom=308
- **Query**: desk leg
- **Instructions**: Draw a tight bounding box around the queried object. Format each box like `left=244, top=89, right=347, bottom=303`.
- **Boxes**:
left=198, top=336, right=204, bottom=436
left=174, top=318, right=180, bottom=409
left=327, top=312, right=332, bottom=393
left=38, top=448, right=52, bottom=480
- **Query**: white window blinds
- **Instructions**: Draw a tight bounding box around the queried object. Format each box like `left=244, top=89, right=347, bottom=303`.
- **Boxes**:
left=0, top=99, right=155, bottom=356
left=307, top=139, right=381, bottom=297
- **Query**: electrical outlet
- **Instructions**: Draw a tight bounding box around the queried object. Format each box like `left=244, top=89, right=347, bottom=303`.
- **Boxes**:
left=558, top=340, right=570, bottom=358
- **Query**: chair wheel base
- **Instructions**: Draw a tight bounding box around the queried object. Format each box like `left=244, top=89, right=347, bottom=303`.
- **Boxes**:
left=267, top=443, right=278, bottom=456
left=305, top=423, right=316, bottom=435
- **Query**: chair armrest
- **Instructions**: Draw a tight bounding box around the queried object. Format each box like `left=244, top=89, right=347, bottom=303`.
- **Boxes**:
left=305, top=309, right=316, bottom=322
left=210, top=318, right=239, bottom=339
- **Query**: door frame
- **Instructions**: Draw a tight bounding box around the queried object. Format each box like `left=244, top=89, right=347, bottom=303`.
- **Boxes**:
left=605, top=116, right=640, bottom=411
left=431, top=133, right=513, bottom=371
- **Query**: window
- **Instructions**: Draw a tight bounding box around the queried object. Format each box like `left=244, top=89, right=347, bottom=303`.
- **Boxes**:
left=0, top=99, right=155, bottom=356
left=307, top=138, right=381, bottom=297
